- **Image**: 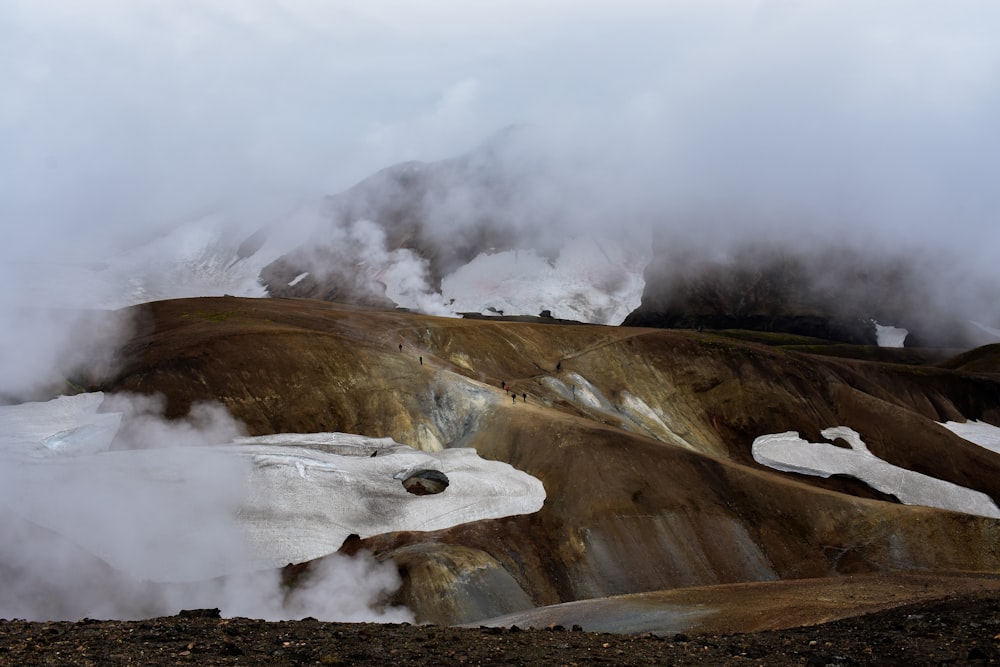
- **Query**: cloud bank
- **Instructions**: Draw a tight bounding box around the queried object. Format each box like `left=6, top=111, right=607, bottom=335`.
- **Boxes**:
left=3, top=1, right=999, bottom=391
left=4, top=2, right=998, bottom=251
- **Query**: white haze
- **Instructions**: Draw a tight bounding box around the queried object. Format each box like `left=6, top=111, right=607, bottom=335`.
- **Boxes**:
left=4, top=2, right=999, bottom=265
left=3, top=1, right=1000, bottom=392
left=0, top=393, right=412, bottom=622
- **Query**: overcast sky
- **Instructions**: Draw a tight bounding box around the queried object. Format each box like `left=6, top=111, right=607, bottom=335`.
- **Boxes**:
left=2, top=0, right=999, bottom=265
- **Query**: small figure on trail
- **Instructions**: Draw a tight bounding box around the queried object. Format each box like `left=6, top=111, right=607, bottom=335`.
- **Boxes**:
left=512, top=393, right=516, bottom=405
left=522, top=393, right=527, bottom=403
left=419, top=356, right=423, bottom=365
left=399, top=343, right=403, bottom=352
left=556, top=361, right=561, bottom=372
left=501, top=381, right=506, bottom=390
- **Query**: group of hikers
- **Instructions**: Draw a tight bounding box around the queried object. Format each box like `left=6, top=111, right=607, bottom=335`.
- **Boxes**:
left=400, top=340, right=532, bottom=404
left=501, top=381, right=527, bottom=404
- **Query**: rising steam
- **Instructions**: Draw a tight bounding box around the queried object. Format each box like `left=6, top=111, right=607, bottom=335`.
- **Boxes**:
left=0, top=393, right=411, bottom=622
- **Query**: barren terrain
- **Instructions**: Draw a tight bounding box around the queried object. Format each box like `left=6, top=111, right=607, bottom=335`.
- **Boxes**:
left=5, top=586, right=1000, bottom=665
left=11, top=295, right=997, bottom=661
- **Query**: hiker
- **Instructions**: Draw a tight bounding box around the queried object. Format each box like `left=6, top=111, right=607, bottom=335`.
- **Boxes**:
left=512, top=393, right=516, bottom=404
left=501, top=381, right=506, bottom=390
left=522, top=393, right=527, bottom=403
left=419, top=356, right=423, bottom=365
left=399, top=343, right=403, bottom=352
left=556, top=361, right=561, bottom=372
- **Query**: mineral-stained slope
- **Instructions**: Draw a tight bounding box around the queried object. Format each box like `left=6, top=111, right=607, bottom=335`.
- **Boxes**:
left=101, top=296, right=1000, bottom=628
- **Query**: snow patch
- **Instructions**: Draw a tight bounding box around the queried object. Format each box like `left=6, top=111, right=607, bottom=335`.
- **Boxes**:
left=11, top=208, right=320, bottom=311
left=752, top=426, right=1000, bottom=519
left=940, top=420, right=1000, bottom=456
left=0, top=393, right=546, bottom=582
left=562, top=372, right=616, bottom=412
left=873, top=321, right=908, bottom=348
left=0, top=392, right=121, bottom=457
left=288, top=271, right=309, bottom=287
left=618, top=391, right=696, bottom=451
left=440, top=235, right=650, bottom=325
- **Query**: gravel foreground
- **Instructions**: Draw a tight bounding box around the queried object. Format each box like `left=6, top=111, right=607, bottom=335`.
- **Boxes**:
left=3, top=592, right=1000, bottom=666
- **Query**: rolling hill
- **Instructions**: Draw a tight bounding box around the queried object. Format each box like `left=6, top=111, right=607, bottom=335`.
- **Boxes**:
left=89, top=295, right=1000, bottom=633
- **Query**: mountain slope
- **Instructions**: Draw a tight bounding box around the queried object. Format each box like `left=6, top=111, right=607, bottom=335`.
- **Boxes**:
left=624, top=240, right=1000, bottom=347
left=99, top=296, right=1000, bottom=626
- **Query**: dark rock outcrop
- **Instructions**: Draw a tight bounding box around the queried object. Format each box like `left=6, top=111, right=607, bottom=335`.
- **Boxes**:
left=260, top=128, right=538, bottom=303
left=624, top=239, right=993, bottom=347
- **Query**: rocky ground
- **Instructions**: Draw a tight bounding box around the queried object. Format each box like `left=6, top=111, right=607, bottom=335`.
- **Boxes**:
left=3, top=591, right=1000, bottom=666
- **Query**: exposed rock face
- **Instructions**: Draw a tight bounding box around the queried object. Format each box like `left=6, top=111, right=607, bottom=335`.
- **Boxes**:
left=255, top=133, right=1000, bottom=344
left=260, top=129, right=532, bottom=303
left=622, top=240, right=986, bottom=346
left=100, top=296, right=1000, bottom=626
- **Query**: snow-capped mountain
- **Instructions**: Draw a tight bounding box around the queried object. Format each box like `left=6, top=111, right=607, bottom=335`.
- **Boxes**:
left=11, top=129, right=997, bottom=349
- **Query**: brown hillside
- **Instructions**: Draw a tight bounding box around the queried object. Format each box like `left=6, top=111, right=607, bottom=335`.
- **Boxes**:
left=100, top=296, right=1000, bottom=629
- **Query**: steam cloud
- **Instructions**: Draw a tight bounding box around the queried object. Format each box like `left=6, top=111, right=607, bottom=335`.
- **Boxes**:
left=4, top=2, right=999, bottom=349
left=0, top=393, right=411, bottom=622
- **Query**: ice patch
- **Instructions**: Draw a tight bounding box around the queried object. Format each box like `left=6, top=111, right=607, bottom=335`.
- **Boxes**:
left=0, top=392, right=121, bottom=457
left=563, top=372, right=616, bottom=411
left=0, top=393, right=546, bottom=581
left=873, top=321, right=908, bottom=348
left=42, top=424, right=119, bottom=455
left=541, top=372, right=618, bottom=414
left=538, top=375, right=697, bottom=449
left=619, top=391, right=669, bottom=432
left=235, top=436, right=545, bottom=572
left=440, top=235, right=650, bottom=325
left=752, top=426, right=1000, bottom=519
left=940, top=420, right=1000, bottom=456
left=618, top=391, right=696, bottom=451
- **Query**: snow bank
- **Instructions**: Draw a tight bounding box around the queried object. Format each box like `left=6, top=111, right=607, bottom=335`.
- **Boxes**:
left=235, top=434, right=546, bottom=571
left=752, top=426, right=1000, bottom=519
left=0, top=393, right=546, bottom=582
left=0, top=392, right=121, bottom=457
left=873, top=322, right=908, bottom=348
left=940, top=420, right=1000, bottom=456
left=441, top=236, right=650, bottom=325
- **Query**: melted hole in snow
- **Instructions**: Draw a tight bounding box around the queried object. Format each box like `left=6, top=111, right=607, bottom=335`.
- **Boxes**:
left=829, top=437, right=853, bottom=450
left=401, top=469, right=450, bottom=495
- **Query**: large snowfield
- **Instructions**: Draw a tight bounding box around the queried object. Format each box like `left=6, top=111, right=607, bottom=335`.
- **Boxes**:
left=0, top=393, right=544, bottom=590
left=0, top=393, right=545, bottom=622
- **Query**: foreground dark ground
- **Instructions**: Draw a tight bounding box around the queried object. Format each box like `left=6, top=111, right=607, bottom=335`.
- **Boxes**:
left=4, top=592, right=1000, bottom=666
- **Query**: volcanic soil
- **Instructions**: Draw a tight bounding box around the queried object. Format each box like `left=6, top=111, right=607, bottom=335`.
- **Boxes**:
left=25, top=295, right=1000, bottom=664
left=4, top=586, right=1000, bottom=666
